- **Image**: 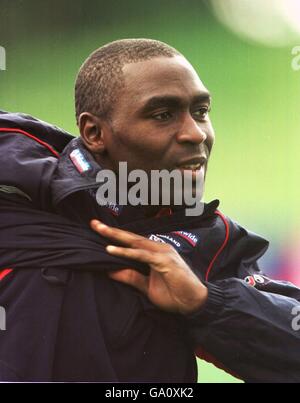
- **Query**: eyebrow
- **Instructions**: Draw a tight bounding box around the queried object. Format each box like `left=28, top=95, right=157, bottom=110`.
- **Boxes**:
left=139, top=93, right=211, bottom=113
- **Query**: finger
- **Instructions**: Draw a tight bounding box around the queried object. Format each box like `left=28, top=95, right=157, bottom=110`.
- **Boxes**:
left=108, top=269, right=149, bottom=295
left=91, top=219, right=145, bottom=247
left=91, top=219, right=166, bottom=252
left=106, top=245, right=158, bottom=265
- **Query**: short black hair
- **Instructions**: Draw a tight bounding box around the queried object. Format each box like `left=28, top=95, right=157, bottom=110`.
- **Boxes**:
left=75, top=38, right=181, bottom=123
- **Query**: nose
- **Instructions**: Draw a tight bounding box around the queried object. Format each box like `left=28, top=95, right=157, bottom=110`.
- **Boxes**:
left=176, top=114, right=207, bottom=145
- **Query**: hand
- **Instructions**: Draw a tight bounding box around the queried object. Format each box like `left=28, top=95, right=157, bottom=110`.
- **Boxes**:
left=90, top=219, right=208, bottom=315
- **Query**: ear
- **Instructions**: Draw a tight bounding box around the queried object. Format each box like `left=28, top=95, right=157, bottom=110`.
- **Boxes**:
left=78, top=112, right=107, bottom=154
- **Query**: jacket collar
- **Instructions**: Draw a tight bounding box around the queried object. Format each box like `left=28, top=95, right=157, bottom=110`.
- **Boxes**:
left=51, top=137, right=102, bottom=205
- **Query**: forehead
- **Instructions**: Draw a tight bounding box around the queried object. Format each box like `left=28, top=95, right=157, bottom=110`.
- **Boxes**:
left=121, top=55, right=209, bottom=106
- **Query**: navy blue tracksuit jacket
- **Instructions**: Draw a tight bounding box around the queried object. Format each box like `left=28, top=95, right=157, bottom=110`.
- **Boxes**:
left=0, top=111, right=299, bottom=382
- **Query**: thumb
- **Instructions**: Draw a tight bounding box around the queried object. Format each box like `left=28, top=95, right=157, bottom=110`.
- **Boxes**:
left=108, top=268, right=149, bottom=295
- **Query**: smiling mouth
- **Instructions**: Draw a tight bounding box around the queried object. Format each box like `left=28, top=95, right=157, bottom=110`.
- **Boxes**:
left=178, top=163, right=202, bottom=171
left=176, top=157, right=207, bottom=172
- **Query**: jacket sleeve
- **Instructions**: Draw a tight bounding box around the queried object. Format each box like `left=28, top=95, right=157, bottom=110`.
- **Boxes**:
left=0, top=192, right=148, bottom=274
left=186, top=217, right=300, bottom=383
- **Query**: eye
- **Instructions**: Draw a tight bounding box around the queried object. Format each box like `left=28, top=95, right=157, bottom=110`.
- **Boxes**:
left=152, top=111, right=173, bottom=121
left=192, top=106, right=210, bottom=120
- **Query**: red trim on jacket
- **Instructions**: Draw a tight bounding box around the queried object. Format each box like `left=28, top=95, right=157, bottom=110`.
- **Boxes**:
left=172, top=231, right=197, bottom=247
left=205, top=211, right=230, bottom=281
left=0, top=128, right=59, bottom=157
left=0, top=268, right=13, bottom=281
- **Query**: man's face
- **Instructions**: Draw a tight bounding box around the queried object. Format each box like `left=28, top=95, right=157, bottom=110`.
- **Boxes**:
left=103, top=55, right=215, bottom=182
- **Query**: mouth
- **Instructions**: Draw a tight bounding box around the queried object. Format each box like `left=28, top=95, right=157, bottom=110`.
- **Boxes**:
left=176, top=156, right=207, bottom=172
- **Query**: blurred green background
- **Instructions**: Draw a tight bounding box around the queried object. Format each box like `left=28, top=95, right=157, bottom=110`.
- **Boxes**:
left=1, top=0, right=299, bottom=383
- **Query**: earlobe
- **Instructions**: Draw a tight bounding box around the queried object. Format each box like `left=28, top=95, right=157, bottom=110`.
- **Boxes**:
left=78, top=112, right=106, bottom=154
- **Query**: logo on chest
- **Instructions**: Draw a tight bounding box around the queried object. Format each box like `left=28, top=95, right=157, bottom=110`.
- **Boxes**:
left=148, top=231, right=199, bottom=251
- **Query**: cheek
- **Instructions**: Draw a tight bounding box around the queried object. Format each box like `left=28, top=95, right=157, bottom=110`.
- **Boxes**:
left=113, top=125, right=172, bottom=161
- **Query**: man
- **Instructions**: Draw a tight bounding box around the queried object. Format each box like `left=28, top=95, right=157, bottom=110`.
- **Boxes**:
left=0, top=39, right=300, bottom=382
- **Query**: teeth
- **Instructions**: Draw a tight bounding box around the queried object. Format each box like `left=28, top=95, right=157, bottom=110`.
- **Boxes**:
left=180, top=164, right=201, bottom=170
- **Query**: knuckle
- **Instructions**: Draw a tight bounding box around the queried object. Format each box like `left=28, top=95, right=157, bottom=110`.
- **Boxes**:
left=131, top=238, right=145, bottom=248
left=158, top=242, right=173, bottom=251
